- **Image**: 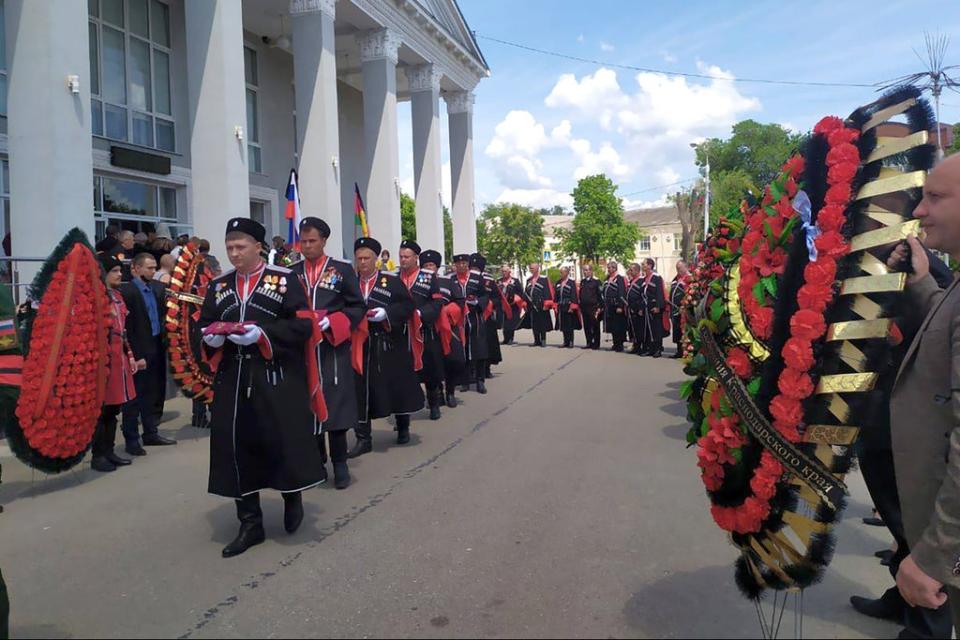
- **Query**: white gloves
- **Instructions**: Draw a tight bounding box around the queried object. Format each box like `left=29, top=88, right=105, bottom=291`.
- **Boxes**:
left=319, top=316, right=331, bottom=332
left=369, top=307, right=388, bottom=323
left=466, top=298, right=479, bottom=307
left=228, top=325, right=263, bottom=346
left=203, top=334, right=226, bottom=348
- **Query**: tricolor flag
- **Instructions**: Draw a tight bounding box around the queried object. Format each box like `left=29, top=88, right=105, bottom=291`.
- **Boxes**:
left=285, top=169, right=302, bottom=249
left=0, top=318, right=17, bottom=350
left=354, top=183, right=370, bottom=238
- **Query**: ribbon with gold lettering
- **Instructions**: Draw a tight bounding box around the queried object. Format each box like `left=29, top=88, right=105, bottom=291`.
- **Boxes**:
left=699, top=325, right=846, bottom=509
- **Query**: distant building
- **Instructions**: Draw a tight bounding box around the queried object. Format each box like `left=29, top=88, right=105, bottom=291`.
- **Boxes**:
left=537, top=206, right=684, bottom=281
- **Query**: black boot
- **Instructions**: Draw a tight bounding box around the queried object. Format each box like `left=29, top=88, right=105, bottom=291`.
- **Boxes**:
left=850, top=589, right=904, bottom=623
left=333, top=462, right=351, bottom=490
left=222, top=495, right=265, bottom=558
left=396, top=415, right=411, bottom=445
left=282, top=492, right=304, bottom=534
left=476, top=377, right=487, bottom=394
left=429, top=388, right=442, bottom=420
left=91, top=456, right=116, bottom=473
left=106, top=452, right=131, bottom=466
left=445, top=387, right=457, bottom=408
left=347, top=437, right=372, bottom=459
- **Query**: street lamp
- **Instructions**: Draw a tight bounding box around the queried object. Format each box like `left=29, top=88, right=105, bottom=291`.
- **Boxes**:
left=690, top=142, right=710, bottom=239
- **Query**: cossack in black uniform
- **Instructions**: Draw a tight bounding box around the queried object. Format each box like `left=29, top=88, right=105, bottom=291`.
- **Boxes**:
left=578, top=274, right=602, bottom=349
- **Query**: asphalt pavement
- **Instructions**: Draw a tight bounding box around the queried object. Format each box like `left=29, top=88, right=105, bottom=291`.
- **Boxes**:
left=0, top=329, right=901, bottom=638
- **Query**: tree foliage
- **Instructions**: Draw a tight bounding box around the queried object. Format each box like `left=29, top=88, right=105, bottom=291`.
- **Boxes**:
left=694, top=120, right=803, bottom=221
left=477, top=203, right=545, bottom=272
left=400, top=192, right=454, bottom=262
left=558, top=174, right=639, bottom=263
left=950, top=123, right=960, bottom=154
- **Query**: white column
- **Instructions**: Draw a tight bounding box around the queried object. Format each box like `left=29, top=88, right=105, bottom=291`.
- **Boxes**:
left=184, top=0, right=249, bottom=249
left=406, top=64, right=444, bottom=253
left=358, top=28, right=402, bottom=254
left=7, top=0, right=93, bottom=281
left=291, top=0, right=342, bottom=258
left=446, top=91, right=476, bottom=253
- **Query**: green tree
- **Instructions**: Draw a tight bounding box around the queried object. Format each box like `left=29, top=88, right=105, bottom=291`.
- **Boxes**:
left=400, top=192, right=417, bottom=241
left=478, top=202, right=545, bottom=272
left=443, top=206, right=453, bottom=262
left=693, top=120, right=803, bottom=221
left=950, top=123, right=960, bottom=154
left=558, top=174, right=639, bottom=264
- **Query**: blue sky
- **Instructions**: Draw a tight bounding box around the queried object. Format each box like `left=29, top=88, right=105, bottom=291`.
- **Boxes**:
left=398, top=0, right=960, bottom=212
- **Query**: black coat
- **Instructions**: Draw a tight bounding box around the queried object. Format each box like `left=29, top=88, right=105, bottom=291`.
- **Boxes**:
left=119, top=278, right=166, bottom=359
left=499, top=277, right=524, bottom=332
left=602, top=275, right=628, bottom=335
left=403, top=268, right=445, bottom=386
left=451, top=271, right=490, bottom=361
left=199, top=264, right=324, bottom=499
left=554, top=278, right=582, bottom=331
left=289, top=257, right=365, bottom=433
left=357, top=271, right=425, bottom=420
left=521, top=274, right=554, bottom=333
left=484, top=275, right=503, bottom=365
left=634, top=274, right=666, bottom=342
left=437, top=275, right=467, bottom=377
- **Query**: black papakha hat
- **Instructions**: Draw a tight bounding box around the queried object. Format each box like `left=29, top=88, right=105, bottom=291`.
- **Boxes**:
left=354, top=236, right=382, bottom=256
left=225, top=217, right=266, bottom=244
left=419, top=249, right=442, bottom=268
left=299, top=216, right=331, bottom=238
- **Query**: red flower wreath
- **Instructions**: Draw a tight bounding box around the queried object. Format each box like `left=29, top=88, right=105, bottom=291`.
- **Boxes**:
left=697, top=117, right=859, bottom=534
left=16, top=245, right=110, bottom=459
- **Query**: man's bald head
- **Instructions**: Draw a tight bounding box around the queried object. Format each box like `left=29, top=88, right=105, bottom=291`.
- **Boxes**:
left=914, top=153, right=960, bottom=259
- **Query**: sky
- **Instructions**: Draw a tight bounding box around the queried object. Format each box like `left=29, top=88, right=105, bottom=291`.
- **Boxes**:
left=395, top=0, right=960, bottom=214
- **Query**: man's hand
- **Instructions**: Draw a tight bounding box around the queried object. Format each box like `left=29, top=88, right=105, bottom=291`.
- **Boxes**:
left=203, top=334, right=226, bottom=349
left=887, top=235, right=930, bottom=285
left=616, top=308, right=623, bottom=315
left=897, top=554, right=947, bottom=609
left=318, top=316, right=331, bottom=332
left=135, top=358, right=147, bottom=370
left=228, top=325, right=263, bottom=346
left=368, top=307, right=388, bottom=323
left=129, top=358, right=139, bottom=373
left=652, top=307, right=660, bottom=314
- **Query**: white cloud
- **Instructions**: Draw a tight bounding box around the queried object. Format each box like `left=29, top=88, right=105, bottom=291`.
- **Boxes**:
left=494, top=188, right=573, bottom=210
left=661, top=51, right=678, bottom=64
left=600, top=41, right=615, bottom=52
left=506, top=155, right=553, bottom=188
left=655, top=167, right=681, bottom=186
left=573, top=142, right=631, bottom=180
left=623, top=194, right=672, bottom=210
left=485, top=110, right=549, bottom=158
left=577, top=34, right=585, bottom=43
left=544, top=68, right=627, bottom=130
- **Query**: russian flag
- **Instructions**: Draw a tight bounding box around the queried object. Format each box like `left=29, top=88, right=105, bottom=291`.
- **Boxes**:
left=285, top=169, right=301, bottom=249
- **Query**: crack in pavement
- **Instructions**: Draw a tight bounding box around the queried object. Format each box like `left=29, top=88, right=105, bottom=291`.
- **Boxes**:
left=179, top=351, right=584, bottom=638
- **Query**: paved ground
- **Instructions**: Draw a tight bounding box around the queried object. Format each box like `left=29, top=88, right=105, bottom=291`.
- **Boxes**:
left=0, top=329, right=899, bottom=638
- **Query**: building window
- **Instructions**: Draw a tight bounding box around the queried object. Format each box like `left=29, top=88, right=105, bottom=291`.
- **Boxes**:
left=674, top=234, right=683, bottom=252
left=93, top=174, right=183, bottom=239
left=543, top=250, right=552, bottom=261
left=639, top=236, right=651, bottom=252
left=244, top=46, right=262, bottom=174
left=88, top=0, right=175, bottom=151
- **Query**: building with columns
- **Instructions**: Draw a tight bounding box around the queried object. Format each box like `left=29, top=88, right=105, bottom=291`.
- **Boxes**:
left=4, top=0, right=487, bottom=280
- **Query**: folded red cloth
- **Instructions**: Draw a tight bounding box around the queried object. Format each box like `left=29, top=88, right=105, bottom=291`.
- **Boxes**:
left=202, top=321, right=254, bottom=336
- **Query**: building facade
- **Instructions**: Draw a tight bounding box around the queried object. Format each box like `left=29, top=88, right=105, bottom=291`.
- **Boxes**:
left=538, top=207, right=684, bottom=281
left=5, top=0, right=487, bottom=281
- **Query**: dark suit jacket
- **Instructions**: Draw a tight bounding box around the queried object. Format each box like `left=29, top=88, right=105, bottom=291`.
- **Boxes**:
left=119, top=278, right=166, bottom=360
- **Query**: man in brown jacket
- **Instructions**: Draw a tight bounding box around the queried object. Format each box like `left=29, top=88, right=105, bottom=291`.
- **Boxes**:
left=889, top=154, right=960, bottom=630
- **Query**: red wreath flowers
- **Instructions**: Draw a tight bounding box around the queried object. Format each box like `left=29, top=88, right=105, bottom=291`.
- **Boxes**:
left=16, top=244, right=110, bottom=459
left=696, top=116, right=859, bottom=534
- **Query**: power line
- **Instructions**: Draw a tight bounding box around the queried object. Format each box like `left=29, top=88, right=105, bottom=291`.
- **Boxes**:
left=476, top=33, right=881, bottom=89
left=620, top=177, right=699, bottom=198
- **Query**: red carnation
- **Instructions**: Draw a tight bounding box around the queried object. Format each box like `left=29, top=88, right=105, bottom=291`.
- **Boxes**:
left=817, top=204, right=846, bottom=232
left=804, top=257, right=837, bottom=287
left=815, top=231, right=850, bottom=258
left=783, top=155, right=805, bottom=178
left=797, top=283, right=832, bottom=312
left=782, top=337, right=815, bottom=370
left=828, top=162, right=858, bottom=184
left=726, top=348, right=753, bottom=379
left=828, top=127, right=860, bottom=147
left=770, top=395, right=804, bottom=426
left=773, top=198, right=794, bottom=221
left=750, top=306, right=774, bottom=339
left=778, top=367, right=815, bottom=400
left=756, top=245, right=787, bottom=277
left=790, top=308, right=827, bottom=341
left=825, top=183, right=852, bottom=206
left=827, top=143, right=860, bottom=167
left=814, top=116, right=844, bottom=134
left=784, top=176, right=798, bottom=198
